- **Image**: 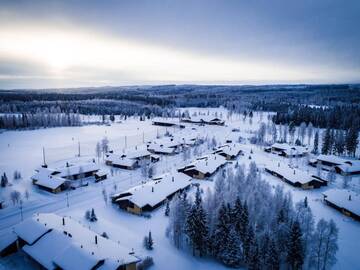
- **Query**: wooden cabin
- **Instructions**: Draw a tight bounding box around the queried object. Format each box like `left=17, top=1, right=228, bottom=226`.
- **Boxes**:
left=1, top=213, right=140, bottom=269
left=265, top=163, right=327, bottom=189
left=265, top=143, right=308, bottom=158
left=178, top=154, right=227, bottom=179
left=322, top=189, right=360, bottom=221
left=112, top=172, right=192, bottom=214
left=213, top=144, right=243, bottom=160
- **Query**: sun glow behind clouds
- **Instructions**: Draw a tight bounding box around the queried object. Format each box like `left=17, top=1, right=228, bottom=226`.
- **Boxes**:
left=0, top=24, right=324, bottom=85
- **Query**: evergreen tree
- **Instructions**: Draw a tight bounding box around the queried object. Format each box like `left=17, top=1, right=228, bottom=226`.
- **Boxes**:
left=334, top=130, right=345, bottom=155
left=265, top=238, right=280, bottom=270
left=90, top=208, right=97, bottom=222
left=321, top=128, right=331, bottom=154
left=346, top=126, right=359, bottom=157
left=212, top=203, right=230, bottom=258
left=289, top=122, right=296, bottom=144
left=164, top=199, right=170, bottom=216
left=287, top=221, right=304, bottom=270
left=244, top=224, right=255, bottom=263
left=1, top=173, right=9, bottom=187
left=232, top=197, right=243, bottom=234
left=186, top=187, right=209, bottom=257
left=239, top=201, right=249, bottom=243
left=146, top=231, right=154, bottom=250
left=219, top=227, right=242, bottom=267
left=312, top=131, right=319, bottom=154
left=247, top=240, right=260, bottom=270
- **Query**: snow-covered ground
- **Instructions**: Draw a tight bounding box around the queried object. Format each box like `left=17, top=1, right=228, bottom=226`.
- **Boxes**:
left=0, top=108, right=359, bottom=269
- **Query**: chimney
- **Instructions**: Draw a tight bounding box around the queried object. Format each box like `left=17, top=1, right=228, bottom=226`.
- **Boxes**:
left=349, top=195, right=352, bottom=201
left=62, top=217, right=65, bottom=226
left=95, top=235, right=98, bottom=244
left=278, top=162, right=280, bottom=167
left=66, top=162, right=69, bottom=167
left=172, top=176, right=174, bottom=182
left=293, top=170, right=296, bottom=175
left=152, top=187, right=154, bottom=192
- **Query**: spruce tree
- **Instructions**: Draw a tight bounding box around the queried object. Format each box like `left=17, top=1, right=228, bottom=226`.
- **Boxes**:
left=265, top=238, right=280, bottom=270
left=239, top=201, right=249, bottom=243
left=244, top=224, right=255, bottom=263
left=164, top=199, right=170, bottom=216
left=148, top=231, right=154, bottom=250
left=346, top=126, right=359, bottom=157
left=334, top=130, right=345, bottom=155
left=287, top=221, right=304, bottom=270
left=321, top=128, right=331, bottom=154
left=232, top=197, right=243, bottom=234
left=220, top=227, right=242, bottom=267
left=312, top=131, right=319, bottom=154
left=247, top=240, right=260, bottom=270
left=186, top=188, right=209, bottom=257
left=212, top=202, right=230, bottom=258
left=1, top=173, right=9, bottom=187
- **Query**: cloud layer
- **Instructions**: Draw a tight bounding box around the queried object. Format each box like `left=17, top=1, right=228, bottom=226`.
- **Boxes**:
left=0, top=0, right=359, bottom=88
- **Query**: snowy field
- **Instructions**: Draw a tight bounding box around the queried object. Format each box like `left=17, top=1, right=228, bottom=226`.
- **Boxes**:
left=0, top=108, right=359, bottom=269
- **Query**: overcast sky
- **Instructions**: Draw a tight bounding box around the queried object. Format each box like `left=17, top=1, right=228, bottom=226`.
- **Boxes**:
left=0, top=0, right=359, bottom=89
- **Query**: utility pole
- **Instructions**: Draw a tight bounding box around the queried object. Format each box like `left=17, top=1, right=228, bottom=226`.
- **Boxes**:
left=66, top=192, right=69, bottom=207
left=78, top=141, right=81, bottom=157
left=19, top=200, right=23, bottom=221
left=42, top=147, right=46, bottom=166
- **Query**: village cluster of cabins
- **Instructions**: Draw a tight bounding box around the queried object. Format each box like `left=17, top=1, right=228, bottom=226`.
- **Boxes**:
left=111, top=143, right=243, bottom=215
left=2, top=117, right=360, bottom=269
left=30, top=118, right=228, bottom=194
left=264, top=142, right=360, bottom=221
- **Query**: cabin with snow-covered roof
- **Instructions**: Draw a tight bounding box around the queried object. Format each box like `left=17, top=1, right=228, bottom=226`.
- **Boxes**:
left=213, top=144, right=243, bottom=160
left=3, top=213, right=140, bottom=269
left=265, top=143, right=308, bottom=158
left=181, top=115, right=225, bottom=126
left=31, top=167, right=67, bottom=193
left=335, top=160, right=360, bottom=176
left=152, top=118, right=185, bottom=128
left=265, top=163, right=327, bottom=189
left=111, top=172, right=192, bottom=214
left=105, top=153, right=139, bottom=170
left=322, top=189, right=360, bottom=221
left=309, top=155, right=360, bottom=175
left=32, top=161, right=105, bottom=193
left=178, top=154, right=227, bottom=179
left=308, top=154, right=346, bottom=169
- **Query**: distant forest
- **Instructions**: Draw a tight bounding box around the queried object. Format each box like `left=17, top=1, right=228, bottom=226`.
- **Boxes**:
left=0, top=84, right=359, bottom=130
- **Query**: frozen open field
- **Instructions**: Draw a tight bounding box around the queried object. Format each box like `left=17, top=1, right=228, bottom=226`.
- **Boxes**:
left=0, top=108, right=359, bottom=269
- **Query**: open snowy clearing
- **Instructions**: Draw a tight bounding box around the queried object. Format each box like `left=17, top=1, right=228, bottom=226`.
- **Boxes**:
left=0, top=108, right=359, bottom=269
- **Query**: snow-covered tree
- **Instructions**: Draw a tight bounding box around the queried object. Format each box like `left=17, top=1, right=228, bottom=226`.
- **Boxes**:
left=310, top=219, right=338, bottom=270
left=143, top=231, right=154, bottom=250
left=287, top=220, right=304, bottom=270
left=10, top=190, right=21, bottom=205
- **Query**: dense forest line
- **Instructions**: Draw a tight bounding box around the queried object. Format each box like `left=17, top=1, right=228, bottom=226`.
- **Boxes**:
left=0, top=84, right=359, bottom=130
